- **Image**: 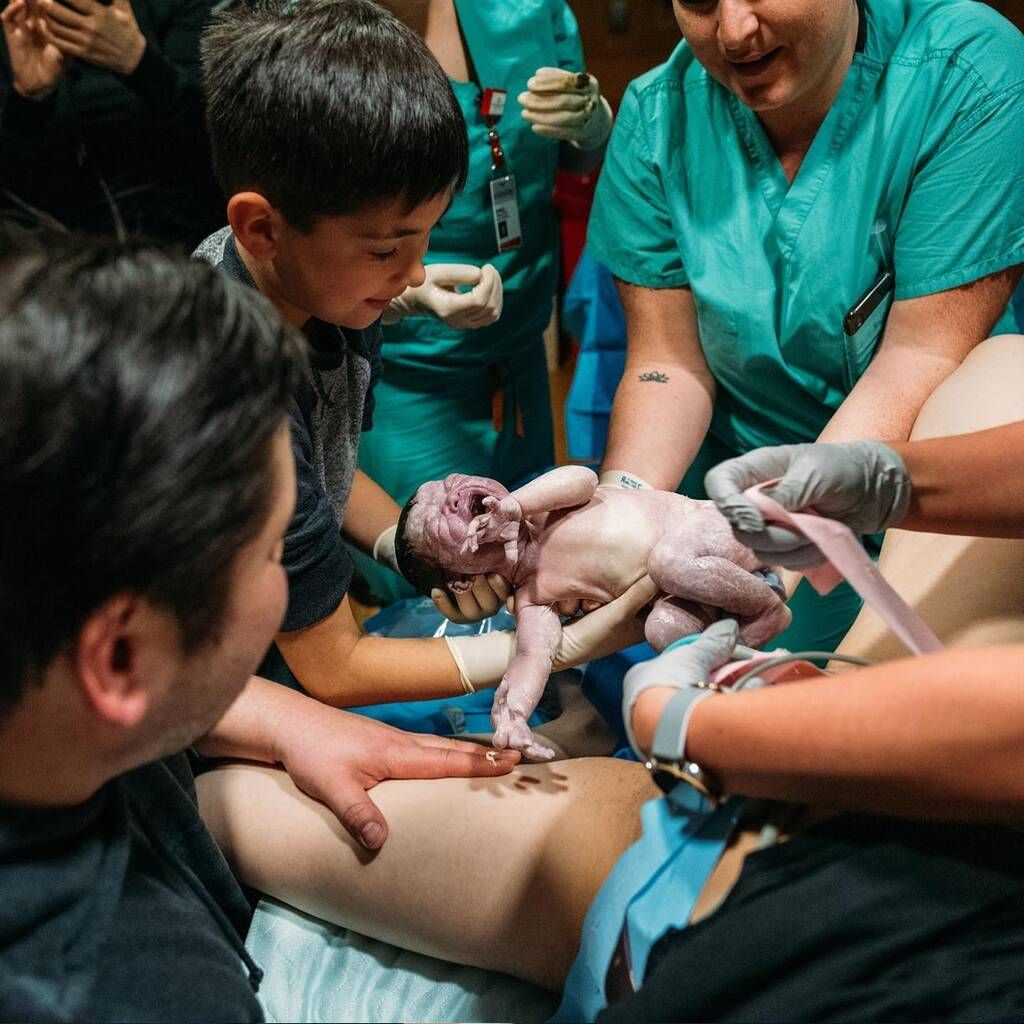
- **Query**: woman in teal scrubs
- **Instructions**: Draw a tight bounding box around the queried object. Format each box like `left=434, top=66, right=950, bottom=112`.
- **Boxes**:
left=589, top=0, right=1024, bottom=651
left=357, top=0, right=613, bottom=604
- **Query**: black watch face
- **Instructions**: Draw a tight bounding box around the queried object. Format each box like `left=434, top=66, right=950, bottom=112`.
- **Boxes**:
left=652, top=767, right=680, bottom=796
left=647, top=761, right=714, bottom=812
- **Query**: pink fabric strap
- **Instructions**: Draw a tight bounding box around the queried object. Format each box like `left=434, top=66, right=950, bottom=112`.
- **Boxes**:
left=744, top=485, right=944, bottom=656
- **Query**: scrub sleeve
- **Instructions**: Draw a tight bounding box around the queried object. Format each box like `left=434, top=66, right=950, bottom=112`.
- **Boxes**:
left=587, top=0, right=1024, bottom=652
left=356, top=0, right=586, bottom=603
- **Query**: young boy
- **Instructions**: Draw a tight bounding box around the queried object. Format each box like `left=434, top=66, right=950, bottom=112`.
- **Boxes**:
left=195, top=0, right=650, bottom=709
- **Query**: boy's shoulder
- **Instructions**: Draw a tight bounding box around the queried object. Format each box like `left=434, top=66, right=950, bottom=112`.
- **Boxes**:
left=192, top=226, right=242, bottom=277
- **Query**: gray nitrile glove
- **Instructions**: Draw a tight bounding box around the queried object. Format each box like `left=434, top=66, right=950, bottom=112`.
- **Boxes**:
left=622, top=619, right=740, bottom=757
left=704, top=440, right=912, bottom=570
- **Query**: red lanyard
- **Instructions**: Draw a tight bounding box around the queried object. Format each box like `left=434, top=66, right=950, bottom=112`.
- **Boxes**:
left=479, top=87, right=522, bottom=252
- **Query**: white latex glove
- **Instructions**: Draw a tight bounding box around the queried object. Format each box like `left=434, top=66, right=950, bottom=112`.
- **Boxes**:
left=445, top=575, right=658, bottom=692
left=383, top=263, right=502, bottom=329
left=371, top=524, right=401, bottom=575
left=517, top=66, right=613, bottom=151
left=432, top=573, right=514, bottom=625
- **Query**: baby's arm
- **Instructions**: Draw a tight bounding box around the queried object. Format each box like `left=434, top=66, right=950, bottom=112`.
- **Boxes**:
left=508, top=465, right=599, bottom=517
left=493, top=602, right=563, bottom=760
left=464, top=466, right=599, bottom=556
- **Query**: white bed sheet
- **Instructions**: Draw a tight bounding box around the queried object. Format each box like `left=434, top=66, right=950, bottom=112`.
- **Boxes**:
left=246, top=897, right=559, bottom=1024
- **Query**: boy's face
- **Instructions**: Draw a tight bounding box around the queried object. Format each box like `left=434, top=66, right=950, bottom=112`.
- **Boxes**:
left=273, top=191, right=451, bottom=329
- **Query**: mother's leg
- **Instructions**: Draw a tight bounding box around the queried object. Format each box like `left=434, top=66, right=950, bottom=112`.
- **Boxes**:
left=197, top=758, right=657, bottom=992
left=837, top=335, right=1024, bottom=663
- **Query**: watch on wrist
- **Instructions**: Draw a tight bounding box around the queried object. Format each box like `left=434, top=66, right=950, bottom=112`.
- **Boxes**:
left=644, top=755, right=722, bottom=807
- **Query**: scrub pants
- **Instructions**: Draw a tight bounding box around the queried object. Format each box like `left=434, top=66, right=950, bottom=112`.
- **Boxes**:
left=681, top=435, right=864, bottom=654
left=355, top=334, right=554, bottom=604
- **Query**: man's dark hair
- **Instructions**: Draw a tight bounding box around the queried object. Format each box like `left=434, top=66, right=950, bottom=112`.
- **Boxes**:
left=0, top=232, right=307, bottom=715
left=394, top=494, right=446, bottom=598
left=202, top=0, right=469, bottom=231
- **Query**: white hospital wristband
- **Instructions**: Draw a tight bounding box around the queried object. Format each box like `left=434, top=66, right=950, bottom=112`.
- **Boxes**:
left=598, top=469, right=653, bottom=491
left=445, top=632, right=515, bottom=694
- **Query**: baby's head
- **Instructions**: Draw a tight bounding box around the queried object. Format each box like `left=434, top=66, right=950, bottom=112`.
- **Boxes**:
left=396, top=474, right=512, bottom=594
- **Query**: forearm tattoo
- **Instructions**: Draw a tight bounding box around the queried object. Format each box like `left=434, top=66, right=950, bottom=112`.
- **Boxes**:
left=638, top=371, right=669, bottom=383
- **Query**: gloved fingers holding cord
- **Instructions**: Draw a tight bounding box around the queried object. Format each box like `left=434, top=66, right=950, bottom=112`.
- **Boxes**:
left=518, top=66, right=613, bottom=151
left=704, top=440, right=913, bottom=569
left=383, top=263, right=503, bottom=329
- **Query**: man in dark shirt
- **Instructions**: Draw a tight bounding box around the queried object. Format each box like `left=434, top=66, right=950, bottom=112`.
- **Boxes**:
left=0, top=234, right=519, bottom=1022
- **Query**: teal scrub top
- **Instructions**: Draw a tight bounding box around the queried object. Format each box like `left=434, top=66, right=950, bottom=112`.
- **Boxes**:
left=588, top=0, right=1024, bottom=455
left=381, top=0, right=584, bottom=371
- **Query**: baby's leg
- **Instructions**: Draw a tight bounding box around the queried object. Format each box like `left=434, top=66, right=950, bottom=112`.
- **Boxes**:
left=493, top=603, right=562, bottom=760
left=648, top=543, right=791, bottom=649
left=197, top=758, right=657, bottom=992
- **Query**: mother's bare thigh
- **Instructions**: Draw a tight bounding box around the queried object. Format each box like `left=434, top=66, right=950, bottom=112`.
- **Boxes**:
left=837, top=336, right=1024, bottom=664
left=197, top=758, right=657, bottom=991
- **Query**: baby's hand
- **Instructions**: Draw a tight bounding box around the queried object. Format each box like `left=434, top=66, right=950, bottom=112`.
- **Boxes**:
left=462, top=495, right=523, bottom=559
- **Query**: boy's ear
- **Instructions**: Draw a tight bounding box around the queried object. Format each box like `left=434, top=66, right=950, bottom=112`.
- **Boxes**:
left=74, top=595, right=177, bottom=730
left=227, top=192, right=282, bottom=261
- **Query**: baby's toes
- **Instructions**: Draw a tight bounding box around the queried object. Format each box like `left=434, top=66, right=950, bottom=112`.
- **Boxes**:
left=507, top=717, right=535, bottom=751
left=524, top=739, right=556, bottom=762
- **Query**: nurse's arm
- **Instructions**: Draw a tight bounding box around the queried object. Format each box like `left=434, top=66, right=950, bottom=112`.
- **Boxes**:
left=817, top=264, right=1022, bottom=443
left=602, top=281, right=716, bottom=490
left=633, top=645, right=1024, bottom=822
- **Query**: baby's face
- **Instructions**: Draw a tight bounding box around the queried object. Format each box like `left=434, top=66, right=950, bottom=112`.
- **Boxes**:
left=408, top=474, right=510, bottom=568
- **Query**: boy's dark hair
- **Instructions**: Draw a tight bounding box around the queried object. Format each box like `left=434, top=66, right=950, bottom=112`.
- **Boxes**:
left=0, top=232, right=307, bottom=716
left=394, top=494, right=446, bottom=598
left=202, top=0, right=469, bottom=231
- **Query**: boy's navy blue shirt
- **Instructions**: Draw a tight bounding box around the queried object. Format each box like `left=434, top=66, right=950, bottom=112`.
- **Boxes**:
left=194, top=228, right=383, bottom=641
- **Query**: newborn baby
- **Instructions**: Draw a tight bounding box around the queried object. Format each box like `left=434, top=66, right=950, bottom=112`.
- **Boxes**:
left=397, top=466, right=791, bottom=759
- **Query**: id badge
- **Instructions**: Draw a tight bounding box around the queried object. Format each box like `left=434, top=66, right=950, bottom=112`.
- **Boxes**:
left=489, top=174, right=522, bottom=252
left=480, top=87, right=507, bottom=119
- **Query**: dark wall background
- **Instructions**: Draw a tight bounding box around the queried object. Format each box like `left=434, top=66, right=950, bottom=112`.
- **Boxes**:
left=565, top=0, right=1024, bottom=109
